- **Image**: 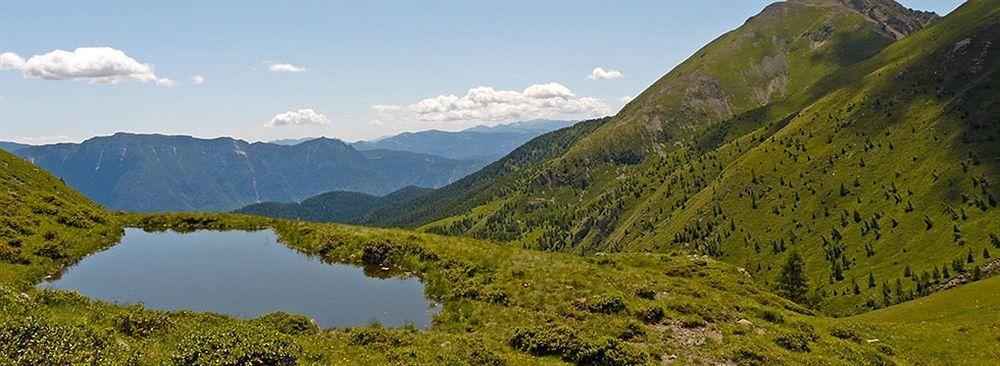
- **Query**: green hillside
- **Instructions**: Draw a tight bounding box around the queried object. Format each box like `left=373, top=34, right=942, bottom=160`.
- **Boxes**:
left=0, top=149, right=121, bottom=287
left=849, top=275, right=1000, bottom=364
left=365, top=0, right=998, bottom=316
left=4, top=149, right=962, bottom=365
left=234, top=186, right=432, bottom=223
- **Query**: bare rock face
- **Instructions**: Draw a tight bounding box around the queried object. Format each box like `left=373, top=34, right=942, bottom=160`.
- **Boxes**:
left=836, top=0, right=939, bottom=39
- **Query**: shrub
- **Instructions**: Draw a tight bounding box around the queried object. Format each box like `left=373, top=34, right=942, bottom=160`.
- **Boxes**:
left=774, top=331, right=812, bottom=352
left=460, top=341, right=506, bottom=366
left=575, top=337, right=648, bottom=366
left=34, top=239, right=69, bottom=259
left=730, top=344, right=771, bottom=365
left=760, top=309, right=785, bottom=324
left=635, top=287, right=657, bottom=300
left=114, top=307, right=170, bottom=338
left=509, top=324, right=582, bottom=357
left=588, top=293, right=628, bottom=314
left=829, top=326, right=862, bottom=343
left=0, top=315, right=116, bottom=365
left=348, top=325, right=411, bottom=347
left=255, top=311, right=318, bottom=335
left=774, top=323, right=818, bottom=352
left=634, top=305, right=665, bottom=324
left=0, top=244, right=28, bottom=264
left=170, top=325, right=300, bottom=366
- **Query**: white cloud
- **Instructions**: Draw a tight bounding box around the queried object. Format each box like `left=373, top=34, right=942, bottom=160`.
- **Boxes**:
left=587, top=67, right=624, bottom=80
left=0, top=47, right=175, bottom=86
left=268, top=63, right=306, bottom=73
left=267, top=108, right=331, bottom=127
left=619, top=96, right=634, bottom=103
left=14, top=134, right=73, bottom=144
left=371, top=82, right=610, bottom=126
left=190, top=74, right=204, bottom=85
left=0, top=52, right=25, bottom=70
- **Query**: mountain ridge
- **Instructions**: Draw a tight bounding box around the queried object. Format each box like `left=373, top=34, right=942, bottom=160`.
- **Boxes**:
left=13, top=133, right=483, bottom=212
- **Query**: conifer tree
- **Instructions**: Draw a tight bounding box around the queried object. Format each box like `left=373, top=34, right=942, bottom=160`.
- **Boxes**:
left=868, top=272, right=876, bottom=288
left=777, top=251, right=810, bottom=304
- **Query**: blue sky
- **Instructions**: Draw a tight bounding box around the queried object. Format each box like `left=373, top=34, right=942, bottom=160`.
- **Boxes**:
left=0, top=1, right=963, bottom=144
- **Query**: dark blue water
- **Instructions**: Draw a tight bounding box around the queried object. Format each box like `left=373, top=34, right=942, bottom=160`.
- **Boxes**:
left=38, top=228, right=438, bottom=328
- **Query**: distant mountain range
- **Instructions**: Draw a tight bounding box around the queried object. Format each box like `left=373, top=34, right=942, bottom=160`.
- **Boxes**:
left=266, top=119, right=575, bottom=161
left=8, top=133, right=483, bottom=212
left=0, top=120, right=574, bottom=213
left=233, top=186, right=432, bottom=223
left=0, top=141, right=32, bottom=152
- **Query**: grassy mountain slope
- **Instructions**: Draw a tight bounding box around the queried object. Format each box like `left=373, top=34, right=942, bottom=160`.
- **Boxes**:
left=361, top=117, right=611, bottom=227
left=563, top=0, right=935, bottom=164
left=4, top=150, right=962, bottom=365
left=0, top=150, right=121, bottom=287
left=848, top=275, right=1000, bottom=364
left=233, top=186, right=433, bottom=223
left=367, top=0, right=997, bottom=316
left=382, top=0, right=937, bottom=239
left=14, top=133, right=480, bottom=212
left=613, top=0, right=999, bottom=314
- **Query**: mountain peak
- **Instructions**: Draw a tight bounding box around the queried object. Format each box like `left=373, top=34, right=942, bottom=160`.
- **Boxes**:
left=789, top=0, right=938, bottom=39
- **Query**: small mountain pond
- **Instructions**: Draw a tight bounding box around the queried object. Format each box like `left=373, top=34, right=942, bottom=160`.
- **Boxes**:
left=38, top=228, right=439, bottom=328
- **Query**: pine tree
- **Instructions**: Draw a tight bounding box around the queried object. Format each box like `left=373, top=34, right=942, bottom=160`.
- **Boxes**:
left=881, top=281, right=893, bottom=306
left=973, top=266, right=982, bottom=281
left=852, top=279, right=861, bottom=295
left=868, top=272, right=876, bottom=288
left=904, top=265, right=912, bottom=277
left=894, top=278, right=904, bottom=302
left=967, top=249, right=975, bottom=263
left=777, top=251, right=810, bottom=304
left=983, top=247, right=991, bottom=259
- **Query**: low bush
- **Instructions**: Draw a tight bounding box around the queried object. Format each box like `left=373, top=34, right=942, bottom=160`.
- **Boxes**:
left=254, top=311, right=318, bottom=336
left=114, top=306, right=170, bottom=338
left=588, top=293, right=628, bottom=314
left=170, top=325, right=300, bottom=366
left=348, top=325, right=411, bottom=347
left=509, top=324, right=582, bottom=357
left=829, top=326, right=862, bottom=343
left=634, top=305, right=665, bottom=324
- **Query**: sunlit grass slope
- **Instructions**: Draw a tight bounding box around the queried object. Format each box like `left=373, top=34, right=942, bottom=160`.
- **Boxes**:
left=1, top=149, right=981, bottom=365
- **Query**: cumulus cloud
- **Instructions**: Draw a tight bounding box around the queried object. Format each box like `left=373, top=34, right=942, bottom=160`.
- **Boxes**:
left=371, top=82, right=610, bottom=126
left=0, top=52, right=25, bottom=70
left=267, top=108, right=331, bottom=127
left=268, top=63, right=306, bottom=73
left=0, top=47, right=175, bottom=86
left=190, top=74, right=204, bottom=85
left=619, top=96, right=634, bottom=103
left=587, top=67, right=624, bottom=80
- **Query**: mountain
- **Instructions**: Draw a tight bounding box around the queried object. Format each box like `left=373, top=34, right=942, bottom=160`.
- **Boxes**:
left=352, top=119, right=576, bottom=161
left=267, top=137, right=318, bottom=146
left=5, top=133, right=998, bottom=365
left=463, top=119, right=577, bottom=134
left=13, top=133, right=482, bottom=212
left=360, top=117, right=612, bottom=227
left=233, top=185, right=432, bottom=223
left=366, top=0, right=1000, bottom=316
left=0, top=141, right=32, bottom=153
